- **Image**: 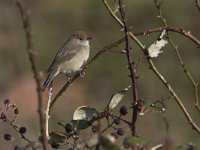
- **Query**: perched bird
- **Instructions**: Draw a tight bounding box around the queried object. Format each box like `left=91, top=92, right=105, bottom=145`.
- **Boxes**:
left=42, top=31, right=91, bottom=91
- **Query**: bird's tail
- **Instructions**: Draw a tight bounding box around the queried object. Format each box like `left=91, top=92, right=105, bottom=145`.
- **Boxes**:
left=41, top=73, right=54, bottom=92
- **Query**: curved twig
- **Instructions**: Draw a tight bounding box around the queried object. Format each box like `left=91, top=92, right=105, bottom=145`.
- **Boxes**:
left=133, top=27, right=200, bottom=47
left=153, top=0, right=200, bottom=114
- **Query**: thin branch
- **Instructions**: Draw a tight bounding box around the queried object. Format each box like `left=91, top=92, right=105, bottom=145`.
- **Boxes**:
left=101, top=0, right=200, bottom=134
left=154, top=0, right=200, bottom=113
left=109, top=114, right=131, bottom=126
left=16, top=1, right=48, bottom=149
left=49, top=37, right=125, bottom=113
left=133, top=27, right=200, bottom=47
left=101, top=120, right=115, bottom=134
left=118, top=0, right=139, bottom=136
left=195, top=0, right=200, bottom=13
left=5, top=118, right=32, bottom=144
left=45, top=87, right=53, bottom=139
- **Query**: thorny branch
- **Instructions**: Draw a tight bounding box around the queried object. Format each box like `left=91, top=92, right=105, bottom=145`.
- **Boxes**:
left=118, top=0, right=138, bottom=136
left=16, top=1, right=48, bottom=149
left=102, top=0, right=200, bottom=134
left=49, top=37, right=125, bottom=112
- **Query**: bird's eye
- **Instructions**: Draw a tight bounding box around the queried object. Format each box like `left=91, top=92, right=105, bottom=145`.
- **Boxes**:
left=79, top=38, right=83, bottom=41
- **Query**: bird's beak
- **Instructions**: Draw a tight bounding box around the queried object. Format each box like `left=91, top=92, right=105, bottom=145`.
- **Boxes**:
left=87, top=37, right=92, bottom=40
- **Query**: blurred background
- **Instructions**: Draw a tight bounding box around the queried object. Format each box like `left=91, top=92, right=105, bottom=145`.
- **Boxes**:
left=0, top=0, right=200, bottom=149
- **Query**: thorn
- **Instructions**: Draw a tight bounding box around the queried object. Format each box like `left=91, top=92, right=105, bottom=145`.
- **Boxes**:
left=121, top=49, right=126, bottom=53
left=120, top=28, right=124, bottom=31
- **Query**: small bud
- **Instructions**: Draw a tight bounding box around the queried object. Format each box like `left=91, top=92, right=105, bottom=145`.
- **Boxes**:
left=14, top=108, right=19, bottom=115
left=117, top=128, right=124, bottom=136
left=4, top=99, right=10, bottom=106
left=4, top=134, right=12, bottom=141
left=65, top=123, right=73, bottom=133
left=92, top=125, right=99, bottom=133
left=119, top=106, right=128, bottom=115
left=51, top=142, right=59, bottom=149
left=19, top=127, right=27, bottom=134
left=11, top=104, right=16, bottom=109
left=114, top=118, right=120, bottom=125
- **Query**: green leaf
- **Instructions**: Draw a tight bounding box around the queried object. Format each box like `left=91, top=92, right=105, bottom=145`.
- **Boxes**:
left=49, top=131, right=67, bottom=144
left=73, top=106, right=100, bottom=121
left=108, top=86, right=131, bottom=109
left=123, top=136, right=150, bottom=147
left=58, top=106, right=102, bottom=131
left=58, top=120, right=68, bottom=128
left=76, top=120, right=92, bottom=130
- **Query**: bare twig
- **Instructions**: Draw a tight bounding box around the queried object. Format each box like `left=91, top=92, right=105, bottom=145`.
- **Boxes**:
left=109, top=114, right=131, bottom=126
left=154, top=0, right=200, bottom=113
left=5, top=118, right=32, bottom=144
left=118, top=0, right=139, bottom=136
left=101, top=0, right=200, bottom=134
left=49, top=37, right=125, bottom=112
left=45, top=87, right=53, bottom=139
left=16, top=1, right=48, bottom=149
left=133, top=27, right=200, bottom=47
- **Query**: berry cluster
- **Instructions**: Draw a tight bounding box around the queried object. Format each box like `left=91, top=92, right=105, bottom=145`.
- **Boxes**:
left=1, top=98, right=30, bottom=149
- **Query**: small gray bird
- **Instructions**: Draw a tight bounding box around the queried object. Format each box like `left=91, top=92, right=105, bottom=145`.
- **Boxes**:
left=42, top=31, right=91, bottom=91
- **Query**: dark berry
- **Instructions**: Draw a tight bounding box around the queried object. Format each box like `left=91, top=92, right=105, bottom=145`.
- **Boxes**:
left=117, top=128, right=124, bottom=136
left=92, top=125, right=99, bottom=133
left=114, top=118, right=120, bottom=125
left=4, top=134, right=12, bottom=141
left=0, top=112, right=7, bottom=121
left=51, top=142, right=59, bottom=149
left=4, top=99, right=10, bottom=106
left=65, top=123, right=73, bottom=133
left=19, top=127, right=27, bottom=134
left=14, top=108, right=19, bottom=115
left=119, top=106, right=128, bottom=115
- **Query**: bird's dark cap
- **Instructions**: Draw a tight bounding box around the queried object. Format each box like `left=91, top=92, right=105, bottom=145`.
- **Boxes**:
left=73, top=31, right=92, bottom=40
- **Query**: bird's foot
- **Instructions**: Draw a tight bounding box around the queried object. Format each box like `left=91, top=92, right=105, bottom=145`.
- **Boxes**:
left=67, top=77, right=72, bottom=83
left=79, top=69, right=86, bottom=77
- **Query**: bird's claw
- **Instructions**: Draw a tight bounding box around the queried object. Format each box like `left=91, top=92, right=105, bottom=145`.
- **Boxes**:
left=79, top=70, right=86, bottom=77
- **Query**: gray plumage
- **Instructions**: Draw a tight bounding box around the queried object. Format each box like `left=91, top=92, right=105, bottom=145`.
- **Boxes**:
left=42, top=31, right=91, bottom=91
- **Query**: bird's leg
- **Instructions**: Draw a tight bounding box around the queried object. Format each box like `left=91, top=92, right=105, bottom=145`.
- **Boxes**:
left=79, top=69, right=86, bottom=77
left=67, top=77, right=72, bottom=83
left=65, top=74, right=72, bottom=83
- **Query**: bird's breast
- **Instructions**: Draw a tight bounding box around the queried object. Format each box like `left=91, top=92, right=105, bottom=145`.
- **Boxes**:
left=59, top=47, right=90, bottom=74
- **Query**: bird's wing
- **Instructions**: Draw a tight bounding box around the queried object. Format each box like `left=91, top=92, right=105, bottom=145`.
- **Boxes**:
left=47, top=39, right=81, bottom=72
